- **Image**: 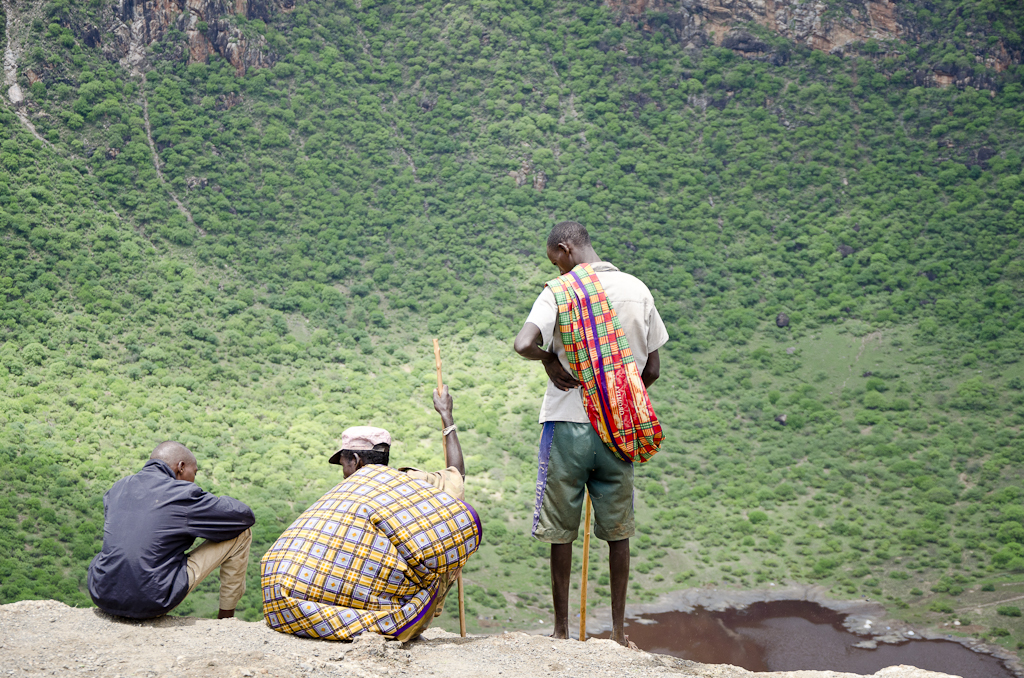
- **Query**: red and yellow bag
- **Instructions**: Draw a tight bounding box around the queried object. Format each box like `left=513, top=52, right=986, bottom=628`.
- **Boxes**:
left=547, top=263, right=663, bottom=463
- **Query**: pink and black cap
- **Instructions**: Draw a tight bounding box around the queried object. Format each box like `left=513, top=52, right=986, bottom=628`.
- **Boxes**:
left=328, top=426, right=392, bottom=465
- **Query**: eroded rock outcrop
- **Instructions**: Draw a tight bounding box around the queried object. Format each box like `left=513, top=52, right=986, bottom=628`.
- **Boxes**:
left=509, top=159, right=546, bottom=191
left=604, top=0, right=1019, bottom=85
left=604, top=0, right=902, bottom=53
left=98, top=0, right=294, bottom=75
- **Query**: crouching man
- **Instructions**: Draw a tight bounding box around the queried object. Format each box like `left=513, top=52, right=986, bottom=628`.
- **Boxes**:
left=260, top=386, right=481, bottom=641
left=88, top=441, right=255, bottom=619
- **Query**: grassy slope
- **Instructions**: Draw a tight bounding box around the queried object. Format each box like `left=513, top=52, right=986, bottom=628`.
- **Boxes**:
left=1, top=0, right=1024, bottom=653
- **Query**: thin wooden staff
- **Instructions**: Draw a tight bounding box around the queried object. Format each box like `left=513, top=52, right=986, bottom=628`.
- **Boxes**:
left=579, top=489, right=592, bottom=641
left=434, top=338, right=467, bottom=638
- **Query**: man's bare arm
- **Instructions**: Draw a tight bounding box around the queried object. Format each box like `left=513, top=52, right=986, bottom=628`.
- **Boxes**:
left=641, top=349, right=660, bottom=389
left=514, top=322, right=580, bottom=391
left=433, top=386, right=465, bottom=477
left=513, top=322, right=549, bottom=360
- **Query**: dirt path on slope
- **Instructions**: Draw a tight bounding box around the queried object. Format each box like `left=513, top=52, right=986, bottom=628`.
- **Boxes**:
left=0, top=600, right=956, bottom=678
left=140, top=91, right=202, bottom=234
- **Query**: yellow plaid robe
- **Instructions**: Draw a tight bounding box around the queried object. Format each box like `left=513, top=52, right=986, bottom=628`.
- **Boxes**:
left=260, top=465, right=481, bottom=640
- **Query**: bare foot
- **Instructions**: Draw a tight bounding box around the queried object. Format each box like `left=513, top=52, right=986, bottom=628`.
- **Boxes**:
left=217, top=609, right=235, bottom=619
left=610, top=631, right=639, bottom=649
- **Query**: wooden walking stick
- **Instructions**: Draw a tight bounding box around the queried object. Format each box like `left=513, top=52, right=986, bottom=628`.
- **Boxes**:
left=579, top=489, right=592, bottom=641
left=434, top=338, right=468, bottom=638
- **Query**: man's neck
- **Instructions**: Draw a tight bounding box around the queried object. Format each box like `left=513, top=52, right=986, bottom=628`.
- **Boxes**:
left=570, top=245, right=602, bottom=267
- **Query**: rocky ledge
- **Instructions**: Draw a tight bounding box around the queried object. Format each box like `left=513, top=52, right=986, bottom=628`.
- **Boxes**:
left=1, top=599, right=955, bottom=678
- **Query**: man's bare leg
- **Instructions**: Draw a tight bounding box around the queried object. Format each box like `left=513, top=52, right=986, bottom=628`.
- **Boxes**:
left=217, top=608, right=235, bottom=619
left=609, top=538, right=630, bottom=646
left=550, top=542, right=573, bottom=639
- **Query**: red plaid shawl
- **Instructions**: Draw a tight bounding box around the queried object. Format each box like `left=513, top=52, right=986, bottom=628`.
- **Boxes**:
left=547, top=263, right=663, bottom=463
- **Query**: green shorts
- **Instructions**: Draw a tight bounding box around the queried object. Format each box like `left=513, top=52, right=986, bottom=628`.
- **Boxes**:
left=532, top=421, right=634, bottom=544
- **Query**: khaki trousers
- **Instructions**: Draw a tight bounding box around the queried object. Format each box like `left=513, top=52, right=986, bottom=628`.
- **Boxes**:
left=185, top=528, right=252, bottom=611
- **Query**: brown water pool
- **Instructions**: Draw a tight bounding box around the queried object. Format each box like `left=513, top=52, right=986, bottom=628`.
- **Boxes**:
left=594, top=601, right=1013, bottom=678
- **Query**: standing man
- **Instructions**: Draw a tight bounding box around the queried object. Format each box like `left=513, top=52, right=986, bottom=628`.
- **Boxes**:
left=514, top=221, right=668, bottom=646
left=88, top=441, right=255, bottom=619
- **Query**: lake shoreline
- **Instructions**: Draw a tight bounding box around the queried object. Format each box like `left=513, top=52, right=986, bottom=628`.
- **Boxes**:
left=582, top=583, right=1024, bottom=677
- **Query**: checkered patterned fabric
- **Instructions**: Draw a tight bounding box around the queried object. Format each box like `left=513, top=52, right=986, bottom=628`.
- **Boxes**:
left=260, top=465, right=482, bottom=640
left=547, top=263, right=664, bottom=463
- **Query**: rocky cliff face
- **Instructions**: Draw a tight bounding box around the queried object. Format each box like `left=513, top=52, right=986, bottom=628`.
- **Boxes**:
left=86, top=0, right=293, bottom=75
left=65, top=0, right=1019, bottom=85
left=604, top=0, right=1020, bottom=88
left=605, top=0, right=900, bottom=53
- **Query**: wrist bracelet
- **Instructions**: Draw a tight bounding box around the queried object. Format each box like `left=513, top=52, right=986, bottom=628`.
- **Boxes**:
left=442, top=424, right=457, bottom=436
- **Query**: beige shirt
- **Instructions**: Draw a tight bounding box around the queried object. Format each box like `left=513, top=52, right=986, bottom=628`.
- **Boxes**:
left=400, top=466, right=465, bottom=500
left=524, top=262, right=669, bottom=424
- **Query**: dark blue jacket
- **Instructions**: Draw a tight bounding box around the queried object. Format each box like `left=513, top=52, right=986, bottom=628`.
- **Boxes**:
left=87, top=459, right=255, bottom=618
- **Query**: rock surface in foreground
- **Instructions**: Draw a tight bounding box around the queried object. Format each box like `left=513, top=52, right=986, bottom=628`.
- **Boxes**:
left=0, top=600, right=957, bottom=678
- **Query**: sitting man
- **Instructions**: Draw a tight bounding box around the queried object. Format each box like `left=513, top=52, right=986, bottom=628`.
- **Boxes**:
left=88, top=441, right=255, bottom=619
left=260, top=386, right=481, bottom=641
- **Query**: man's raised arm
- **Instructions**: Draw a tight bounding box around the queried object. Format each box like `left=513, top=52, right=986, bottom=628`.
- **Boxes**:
left=433, top=385, right=465, bottom=477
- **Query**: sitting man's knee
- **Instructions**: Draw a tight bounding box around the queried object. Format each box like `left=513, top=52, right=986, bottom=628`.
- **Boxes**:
left=228, top=528, right=253, bottom=561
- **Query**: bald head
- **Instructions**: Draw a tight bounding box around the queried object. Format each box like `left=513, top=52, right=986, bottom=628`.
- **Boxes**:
left=151, top=441, right=198, bottom=483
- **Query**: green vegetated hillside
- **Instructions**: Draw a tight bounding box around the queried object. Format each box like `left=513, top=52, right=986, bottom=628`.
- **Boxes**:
left=3, top=0, right=1024, bottom=652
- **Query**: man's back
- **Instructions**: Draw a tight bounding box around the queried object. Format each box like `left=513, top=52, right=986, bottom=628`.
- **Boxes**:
left=260, top=464, right=481, bottom=641
left=585, top=265, right=663, bottom=373
left=527, top=261, right=668, bottom=423
left=88, top=459, right=254, bottom=618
